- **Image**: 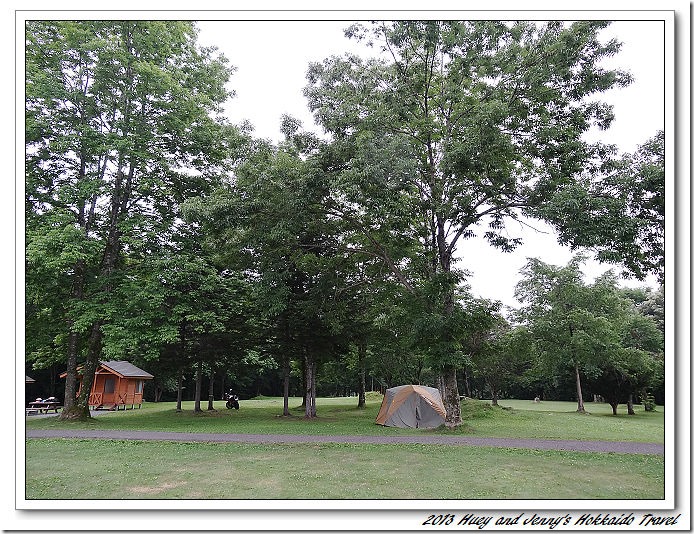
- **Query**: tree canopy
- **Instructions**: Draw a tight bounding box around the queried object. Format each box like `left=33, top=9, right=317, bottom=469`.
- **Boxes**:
left=539, top=131, right=665, bottom=282
left=303, top=20, right=635, bottom=425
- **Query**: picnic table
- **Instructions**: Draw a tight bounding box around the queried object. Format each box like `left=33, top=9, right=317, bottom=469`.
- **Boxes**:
left=26, top=401, right=61, bottom=415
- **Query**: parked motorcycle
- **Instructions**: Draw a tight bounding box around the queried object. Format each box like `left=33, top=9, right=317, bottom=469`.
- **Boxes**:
left=224, top=390, right=240, bottom=410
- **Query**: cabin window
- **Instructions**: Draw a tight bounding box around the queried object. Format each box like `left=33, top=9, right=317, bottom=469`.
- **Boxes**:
left=135, top=380, right=143, bottom=394
left=104, top=377, right=115, bottom=394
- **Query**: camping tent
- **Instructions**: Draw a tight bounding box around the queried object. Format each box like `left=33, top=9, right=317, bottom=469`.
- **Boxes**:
left=375, top=385, right=446, bottom=428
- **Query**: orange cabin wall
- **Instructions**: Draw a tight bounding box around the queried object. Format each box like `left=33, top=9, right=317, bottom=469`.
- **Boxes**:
left=82, top=371, right=145, bottom=407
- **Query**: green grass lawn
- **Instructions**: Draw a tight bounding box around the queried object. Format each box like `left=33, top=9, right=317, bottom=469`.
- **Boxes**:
left=24, top=396, right=665, bottom=500
left=454, top=398, right=664, bottom=443
left=25, top=396, right=664, bottom=444
left=25, top=438, right=664, bottom=500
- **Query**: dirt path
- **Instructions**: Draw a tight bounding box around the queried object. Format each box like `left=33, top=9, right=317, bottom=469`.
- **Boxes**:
left=25, top=429, right=663, bottom=455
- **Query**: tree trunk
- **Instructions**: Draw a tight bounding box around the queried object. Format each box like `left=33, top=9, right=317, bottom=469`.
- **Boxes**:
left=441, top=365, right=461, bottom=427
left=176, top=368, right=183, bottom=412
left=643, top=391, right=655, bottom=412
left=627, top=394, right=635, bottom=415
left=77, top=326, right=102, bottom=407
left=439, top=279, right=462, bottom=427
left=610, top=401, right=618, bottom=415
left=282, top=353, right=290, bottom=416
left=177, top=321, right=187, bottom=412
left=463, top=367, right=472, bottom=398
left=304, top=352, right=317, bottom=418
left=61, top=259, right=87, bottom=413
left=574, top=362, right=586, bottom=413
left=73, top=335, right=101, bottom=416
left=61, top=321, right=103, bottom=420
left=303, top=353, right=311, bottom=417
left=427, top=227, right=464, bottom=423
left=300, top=353, right=307, bottom=410
left=194, top=359, right=203, bottom=412
left=357, top=339, right=366, bottom=409
left=437, top=374, right=445, bottom=397
left=490, top=385, right=499, bottom=407
left=61, top=331, right=80, bottom=413
left=207, top=370, right=215, bottom=410
left=310, top=359, right=317, bottom=417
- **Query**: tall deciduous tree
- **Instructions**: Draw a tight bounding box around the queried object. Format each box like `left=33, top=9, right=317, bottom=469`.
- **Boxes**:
left=26, top=21, right=236, bottom=419
left=305, top=21, right=630, bottom=425
left=515, top=258, right=612, bottom=413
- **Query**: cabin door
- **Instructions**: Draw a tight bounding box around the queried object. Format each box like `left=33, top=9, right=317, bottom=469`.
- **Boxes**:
left=103, top=377, right=116, bottom=404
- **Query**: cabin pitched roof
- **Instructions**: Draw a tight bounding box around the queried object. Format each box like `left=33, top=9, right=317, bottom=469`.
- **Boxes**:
left=99, top=361, right=154, bottom=379
left=60, top=360, right=154, bottom=379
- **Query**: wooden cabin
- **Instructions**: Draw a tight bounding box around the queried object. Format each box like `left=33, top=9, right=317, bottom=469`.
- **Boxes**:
left=61, top=361, right=153, bottom=410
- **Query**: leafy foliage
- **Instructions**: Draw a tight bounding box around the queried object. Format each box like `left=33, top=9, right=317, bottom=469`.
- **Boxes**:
left=25, top=21, right=239, bottom=416
left=304, top=20, right=633, bottom=425
left=25, top=21, right=665, bottom=423
left=540, top=131, right=665, bottom=282
left=515, top=258, right=664, bottom=413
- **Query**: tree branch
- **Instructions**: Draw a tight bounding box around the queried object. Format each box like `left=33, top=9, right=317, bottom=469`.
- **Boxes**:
left=325, top=204, right=417, bottom=294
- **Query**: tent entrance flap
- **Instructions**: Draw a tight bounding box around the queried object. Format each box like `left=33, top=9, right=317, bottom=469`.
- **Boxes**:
left=375, top=385, right=446, bottom=428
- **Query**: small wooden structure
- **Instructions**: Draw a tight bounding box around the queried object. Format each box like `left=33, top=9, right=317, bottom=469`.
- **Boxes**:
left=26, top=399, right=61, bottom=415
left=61, top=360, right=153, bottom=410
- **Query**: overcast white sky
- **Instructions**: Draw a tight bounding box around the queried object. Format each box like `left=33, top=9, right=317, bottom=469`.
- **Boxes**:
left=196, top=19, right=664, bottom=308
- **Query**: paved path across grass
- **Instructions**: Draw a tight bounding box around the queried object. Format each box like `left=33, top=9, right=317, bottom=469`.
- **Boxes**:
left=25, top=429, right=663, bottom=455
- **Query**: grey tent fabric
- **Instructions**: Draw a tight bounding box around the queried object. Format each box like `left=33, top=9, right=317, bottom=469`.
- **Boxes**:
left=375, top=385, right=446, bottom=429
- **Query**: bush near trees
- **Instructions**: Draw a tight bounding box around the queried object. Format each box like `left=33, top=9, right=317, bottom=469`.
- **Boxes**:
left=25, top=21, right=665, bottom=420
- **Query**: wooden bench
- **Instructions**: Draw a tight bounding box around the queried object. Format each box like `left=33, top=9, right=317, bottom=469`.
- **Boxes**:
left=26, top=402, right=62, bottom=414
